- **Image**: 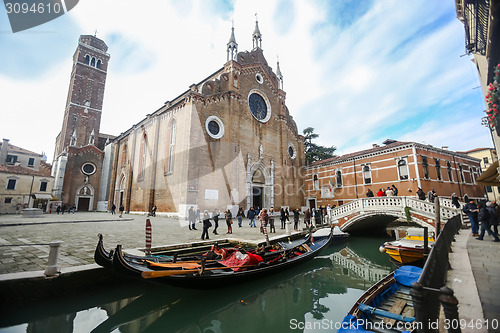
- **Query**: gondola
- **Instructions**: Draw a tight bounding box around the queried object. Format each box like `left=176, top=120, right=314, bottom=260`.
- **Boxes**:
left=111, top=229, right=332, bottom=288
left=338, top=265, right=422, bottom=333
left=94, top=234, right=205, bottom=269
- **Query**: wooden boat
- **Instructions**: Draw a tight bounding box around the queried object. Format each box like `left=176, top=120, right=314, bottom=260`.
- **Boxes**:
left=110, top=229, right=332, bottom=288
left=379, top=228, right=434, bottom=265
left=338, top=265, right=422, bottom=333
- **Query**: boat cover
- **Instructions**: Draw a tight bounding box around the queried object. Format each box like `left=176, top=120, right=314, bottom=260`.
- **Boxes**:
left=394, top=265, right=422, bottom=287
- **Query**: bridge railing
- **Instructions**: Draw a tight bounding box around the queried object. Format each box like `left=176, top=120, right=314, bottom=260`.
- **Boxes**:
left=330, top=196, right=460, bottom=224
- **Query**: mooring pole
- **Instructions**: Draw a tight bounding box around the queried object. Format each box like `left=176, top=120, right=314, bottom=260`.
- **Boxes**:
left=44, top=241, right=62, bottom=276
left=145, top=219, right=152, bottom=255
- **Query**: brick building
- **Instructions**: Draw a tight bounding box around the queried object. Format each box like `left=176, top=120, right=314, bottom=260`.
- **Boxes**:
left=305, top=140, right=486, bottom=209
left=51, top=35, right=115, bottom=211
left=108, top=21, right=305, bottom=217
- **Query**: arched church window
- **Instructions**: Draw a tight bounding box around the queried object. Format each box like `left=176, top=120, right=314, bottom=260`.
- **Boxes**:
left=84, top=55, right=90, bottom=65
left=165, top=119, right=176, bottom=174
left=336, top=170, right=342, bottom=188
left=96, top=59, right=101, bottom=69
left=138, top=134, right=146, bottom=180
left=90, top=57, right=96, bottom=67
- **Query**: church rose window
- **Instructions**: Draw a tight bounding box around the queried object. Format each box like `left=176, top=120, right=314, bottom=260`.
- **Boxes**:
left=82, top=162, right=96, bottom=175
left=248, top=89, right=271, bottom=123
left=287, top=143, right=297, bottom=159
left=205, top=116, right=224, bottom=139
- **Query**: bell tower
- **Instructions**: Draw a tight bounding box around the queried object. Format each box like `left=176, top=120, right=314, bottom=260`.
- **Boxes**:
left=54, top=35, right=110, bottom=160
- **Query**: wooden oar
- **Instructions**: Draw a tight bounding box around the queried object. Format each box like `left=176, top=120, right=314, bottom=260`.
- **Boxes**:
left=141, top=264, right=258, bottom=279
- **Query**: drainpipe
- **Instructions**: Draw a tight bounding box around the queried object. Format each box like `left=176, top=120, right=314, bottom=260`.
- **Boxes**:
left=353, top=159, right=359, bottom=198
left=412, top=146, right=422, bottom=189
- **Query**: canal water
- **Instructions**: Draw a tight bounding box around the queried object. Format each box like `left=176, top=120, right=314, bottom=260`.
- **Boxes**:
left=0, top=235, right=394, bottom=333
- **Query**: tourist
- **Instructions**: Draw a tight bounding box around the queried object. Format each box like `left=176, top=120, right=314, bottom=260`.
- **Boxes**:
left=225, top=209, right=233, bottom=234
left=391, top=185, right=399, bottom=196
left=111, top=204, right=116, bottom=215
left=451, top=193, right=460, bottom=209
left=247, top=207, right=256, bottom=227
left=385, top=187, right=394, bottom=196
left=280, top=207, right=286, bottom=229
left=285, top=207, right=290, bottom=227
left=56, top=205, right=61, bottom=214
left=427, top=189, right=436, bottom=203
left=71, top=204, right=76, bottom=214
left=201, top=210, right=212, bottom=240
left=260, top=208, right=269, bottom=233
left=304, top=208, right=311, bottom=227
left=188, top=206, right=197, bottom=230
left=366, top=189, right=374, bottom=197
left=377, top=189, right=385, bottom=197
left=151, top=204, right=157, bottom=217
left=212, top=209, right=219, bottom=235
left=119, top=204, right=124, bottom=218
left=477, top=201, right=500, bottom=242
left=236, top=207, right=244, bottom=228
left=293, top=208, right=300, bottom=230
left=416, top=187, right=426, bottom=200
left=463, top=199, right=479, bottom=237
left=269, top=207, right=276, bottom=233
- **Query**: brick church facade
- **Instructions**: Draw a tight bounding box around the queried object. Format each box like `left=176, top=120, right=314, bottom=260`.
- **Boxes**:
left=107, top=21, right=305, bottom=217
left=52, top=35, right=114, bottom=211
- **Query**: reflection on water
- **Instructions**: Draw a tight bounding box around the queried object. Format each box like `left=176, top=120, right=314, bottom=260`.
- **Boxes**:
left=0, top=235, right=393, bottom=333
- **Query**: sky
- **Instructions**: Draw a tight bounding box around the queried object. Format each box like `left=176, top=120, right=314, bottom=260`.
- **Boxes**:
left=0, top=0, right=492, bottom=164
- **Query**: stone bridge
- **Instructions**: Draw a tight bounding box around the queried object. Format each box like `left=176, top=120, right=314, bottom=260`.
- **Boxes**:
left=330, top=197, right=461, bottom=232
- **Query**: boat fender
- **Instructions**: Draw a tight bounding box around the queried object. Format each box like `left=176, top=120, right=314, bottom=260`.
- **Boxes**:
left=379, top=245, right=386, bottom=253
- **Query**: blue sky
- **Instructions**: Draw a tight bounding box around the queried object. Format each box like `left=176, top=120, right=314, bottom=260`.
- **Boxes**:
left=0, top=0, right=491, bottom=163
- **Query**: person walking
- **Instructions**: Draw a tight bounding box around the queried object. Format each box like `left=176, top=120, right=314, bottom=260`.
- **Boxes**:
left=212, top=209, right=219, bottom=235
left=304, top=208, right=311, bottom=228
left=151, top=204, right=157, bottom=217
left=377, top=189, right=385, bottom=197
left=247, top=207, right=256, bottom=228
left=385, top=187, right=394, bottom=196
left=269, top=207, right=276, bottom=233
left=280, top=207, right=286, bottom=229
left=463, top=199, right=479, bottom=237
left=188, top=206, right=197, bottom=230
left=427, top=189, right=436, bottom=203
left=451, top=193, right=460, bottom=209
left=366, top=189, right=374, bottom=197
left=225, top=209, right=233, bottom=234
left=416, top=187, right=426, bottom=200
left=111, top=204, right=116, bottom=215
left=201, top=210, right=212, bottom=240
left=391, top=185, right=399, bottom=196
left=236, top=207, right=244, bottom=228
left=477, top=201, right=500, bottom=242
left=293, top=208, right=300, bottom=230
left=119, top=204, right=124, bottom=218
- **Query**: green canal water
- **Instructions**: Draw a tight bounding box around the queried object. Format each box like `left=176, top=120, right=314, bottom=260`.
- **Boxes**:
left=0, top=235, right=394, bottom=333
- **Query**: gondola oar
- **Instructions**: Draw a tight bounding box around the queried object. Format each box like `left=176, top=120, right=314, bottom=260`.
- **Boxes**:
left=141, top=264, right=259, bottom=279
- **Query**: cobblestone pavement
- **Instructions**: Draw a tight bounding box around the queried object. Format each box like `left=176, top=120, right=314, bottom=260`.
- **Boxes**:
left=0, top=212, right=294, bottom=274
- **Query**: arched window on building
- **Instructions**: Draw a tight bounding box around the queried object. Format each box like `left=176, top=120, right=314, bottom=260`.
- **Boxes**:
left=362, top=165, right=372, bottom=184
left=90, top=57, right=96, bottom=67
left=336, top=170, right=343, bottom=188
left=459, top=165, right=465, bottom=183
left=398, top=159, right=409, bottom=180
left=138, top=134, right=146, bottom=180
left=422, top=156, right=429, bottom=179
left=313, top=174, right=319, bottom=190
left=96, top=59, right=102, bottom=69
left=165, top=119, right=176, bottom=174
left=84, top=55, right=90, bottom=65
left=434, top=158, right=442, bottom=181
left=121, top=145, right=127, bottom=168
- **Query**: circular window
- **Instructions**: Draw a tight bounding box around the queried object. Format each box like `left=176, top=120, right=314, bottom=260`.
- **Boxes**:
left=248, top=89, right=271, bottom=123
left=205, top=116, right=224, bottom=139
left=82, top=162, right=96, bottom=175
left=288, top=143, right=297, bottom=159
left=255, top=73, right=263, bottom=84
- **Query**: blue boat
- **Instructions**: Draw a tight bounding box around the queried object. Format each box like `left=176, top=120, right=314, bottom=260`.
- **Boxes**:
left=338, top=265, right=422, bottom=333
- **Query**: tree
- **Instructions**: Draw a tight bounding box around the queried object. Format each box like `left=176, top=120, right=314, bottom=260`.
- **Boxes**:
left=303, top=127, right=336, bottom=165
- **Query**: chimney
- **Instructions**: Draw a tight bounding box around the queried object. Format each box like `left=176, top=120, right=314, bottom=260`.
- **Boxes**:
left=372, top=144, right=380, bottom=148
left=0, top=138, right=9, bottom=165
left=442, top=146, right=449, bottom=150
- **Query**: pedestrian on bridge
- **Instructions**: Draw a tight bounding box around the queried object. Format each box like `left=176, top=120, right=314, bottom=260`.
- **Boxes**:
left=463, top=199, right=479, bottom=237
left=366, top=189, right=374, bottom=197
left=477, top=201, right=500, bottom=242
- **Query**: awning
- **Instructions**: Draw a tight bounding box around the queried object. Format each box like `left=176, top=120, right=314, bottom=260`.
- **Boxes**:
left=33, top=193, right=53, bottom=200
left=476, top=161, right=500, bottom=186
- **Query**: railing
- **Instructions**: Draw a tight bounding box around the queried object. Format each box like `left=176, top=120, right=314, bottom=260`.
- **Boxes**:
left=410, top=215, right=463, bottom=333
left=330, top=197, right=461, bottom=225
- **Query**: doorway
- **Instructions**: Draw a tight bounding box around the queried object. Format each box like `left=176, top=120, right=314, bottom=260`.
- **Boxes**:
left=78, top=197, right=90, bottom=211
left=253, top=187, right=263, bottom=210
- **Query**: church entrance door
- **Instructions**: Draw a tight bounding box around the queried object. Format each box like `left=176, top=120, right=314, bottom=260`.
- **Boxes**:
left=78, top=197, right=90, bottom=211
left=252, top=187, right=263, bottom=210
